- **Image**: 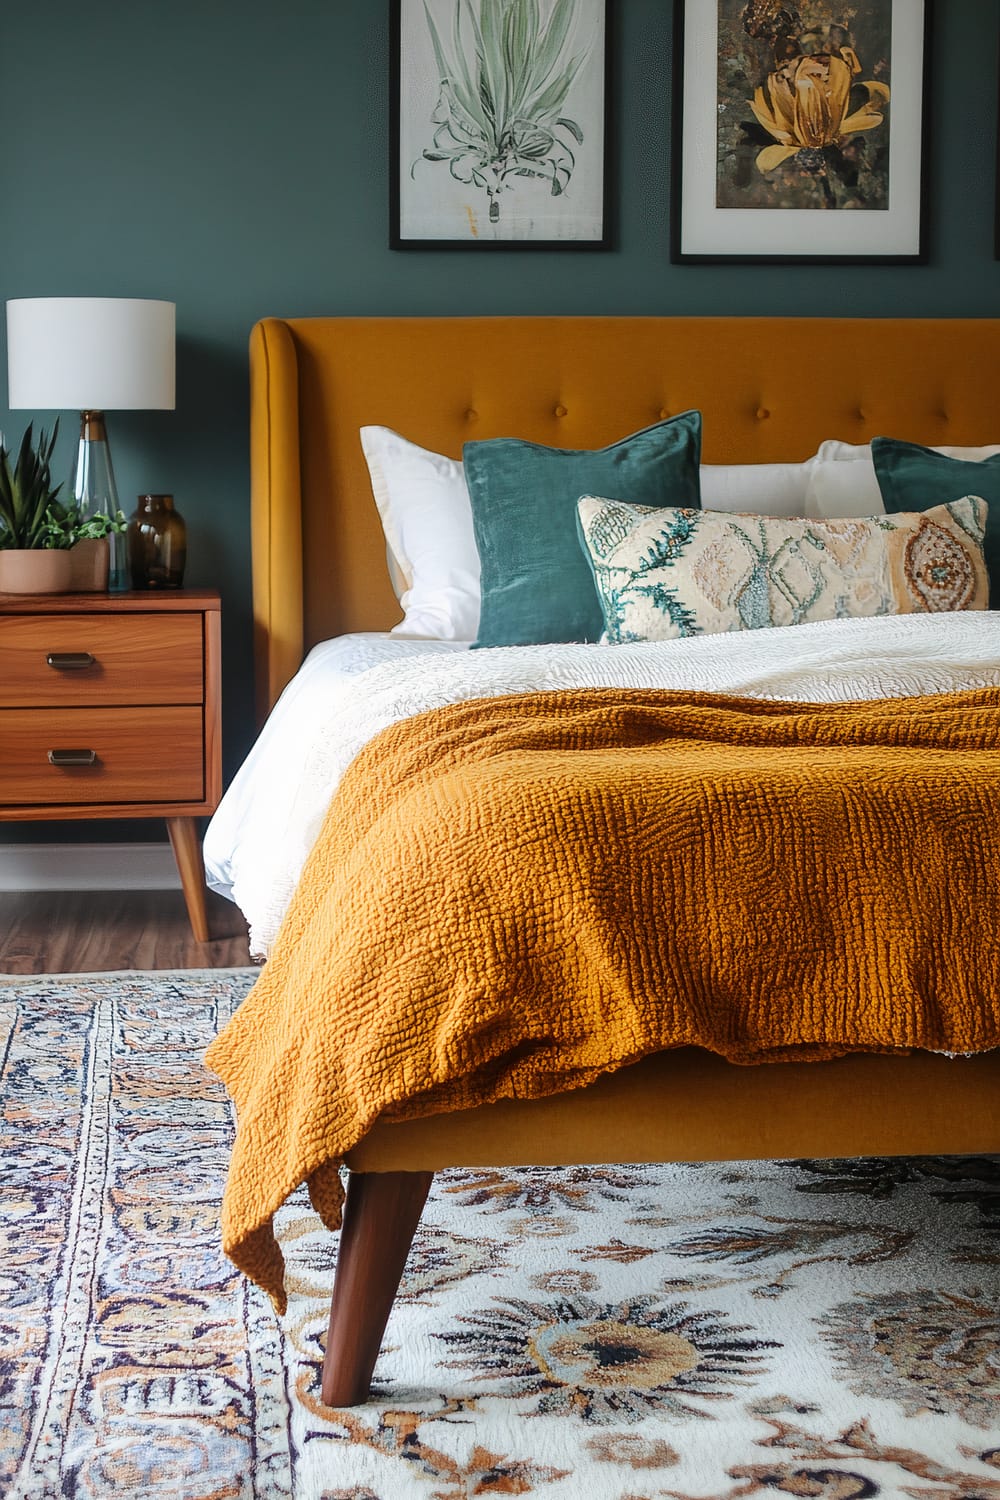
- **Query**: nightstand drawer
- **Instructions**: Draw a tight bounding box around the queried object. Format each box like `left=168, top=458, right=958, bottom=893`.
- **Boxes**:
left=0, top=613, right=204, bottom=707
left=0, top=707, right=204, bottom=805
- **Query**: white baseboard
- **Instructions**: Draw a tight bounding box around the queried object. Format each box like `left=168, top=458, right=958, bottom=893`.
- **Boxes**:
left=0, top=842, right=181, bottom=892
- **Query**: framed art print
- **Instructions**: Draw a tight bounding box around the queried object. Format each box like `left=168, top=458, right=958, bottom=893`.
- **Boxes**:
left=391, top=0, right=610, bottom=249
left=672, top=0, right=931, bottom=263
left=996, top=28, right=1000, bottom=259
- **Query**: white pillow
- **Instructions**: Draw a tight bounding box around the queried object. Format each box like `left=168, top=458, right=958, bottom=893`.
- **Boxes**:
left=807, top=438, right=1000, bottom=520
left=362, top=427, right=817, bottom=640
left=805, top=459, right=885, bottom=520
left=699, top=461, right=812, bottom=517
left=815, top=440, right=871, bottom=462
left=360, top=426, right=480, bottom=640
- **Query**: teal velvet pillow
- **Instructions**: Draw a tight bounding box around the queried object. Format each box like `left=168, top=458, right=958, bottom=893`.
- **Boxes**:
left=464, top=412, right=702, bottom=647
left=872, top=437, right=1000, bottom=607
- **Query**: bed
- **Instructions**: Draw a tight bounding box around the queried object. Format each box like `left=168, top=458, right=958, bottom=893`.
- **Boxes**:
left=214, top=315, right=1000, bottom=1408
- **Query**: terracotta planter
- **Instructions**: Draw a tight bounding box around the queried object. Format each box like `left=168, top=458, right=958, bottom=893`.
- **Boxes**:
left=0, top=548, right=73, bottom=594
left=68, top=537, right=110, bottom=592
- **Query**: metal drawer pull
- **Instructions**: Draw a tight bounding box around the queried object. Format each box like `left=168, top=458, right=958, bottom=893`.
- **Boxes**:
left=47, top=749, right=98, bottom=767
left=46, top=652, right=96, bottom=670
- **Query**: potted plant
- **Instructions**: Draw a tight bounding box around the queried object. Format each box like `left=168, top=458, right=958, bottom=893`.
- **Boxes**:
left=0, top=423, right=125, bottom=594
left=60, top=502, right=128, bottom=592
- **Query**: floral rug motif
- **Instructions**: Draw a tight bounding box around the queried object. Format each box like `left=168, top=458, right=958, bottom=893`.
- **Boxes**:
left=2, top=970, right=999, bottom=1499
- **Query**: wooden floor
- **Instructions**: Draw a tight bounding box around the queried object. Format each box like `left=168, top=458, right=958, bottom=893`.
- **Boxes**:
left=0, top=887, right=253, bottom=973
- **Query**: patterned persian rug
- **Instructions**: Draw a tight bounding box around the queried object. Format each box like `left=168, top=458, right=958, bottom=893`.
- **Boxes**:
left=2, top=970, right=999, bottom=1500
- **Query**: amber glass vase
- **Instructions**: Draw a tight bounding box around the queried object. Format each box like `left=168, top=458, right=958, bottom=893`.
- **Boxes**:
left=127, top=494, right=186, bottom=588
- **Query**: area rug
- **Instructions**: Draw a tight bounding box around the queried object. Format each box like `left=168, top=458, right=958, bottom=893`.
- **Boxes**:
left=2, top=970, right=998, bottom=1500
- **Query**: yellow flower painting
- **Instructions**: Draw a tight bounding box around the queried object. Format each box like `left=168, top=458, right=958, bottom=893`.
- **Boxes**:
left=717, top=0, right=893, bottom=210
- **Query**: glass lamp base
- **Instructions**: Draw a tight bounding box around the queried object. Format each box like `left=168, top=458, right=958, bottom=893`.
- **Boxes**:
left=106, top=531, right=130, bottom=593
left=72, top=410, right=129, bottom=591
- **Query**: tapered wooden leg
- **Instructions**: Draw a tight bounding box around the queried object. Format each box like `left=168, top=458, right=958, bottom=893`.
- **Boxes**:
left=166, top=816, right=210, bottom=943
left=321, top=1169, right=433, bottom=1407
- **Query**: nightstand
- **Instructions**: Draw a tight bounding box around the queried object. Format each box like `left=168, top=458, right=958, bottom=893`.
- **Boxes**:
left=0, top=588, right=222, bottom=941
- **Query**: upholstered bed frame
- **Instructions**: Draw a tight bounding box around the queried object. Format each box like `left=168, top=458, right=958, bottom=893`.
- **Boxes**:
left=249, top=316, right=1000, bottom=1407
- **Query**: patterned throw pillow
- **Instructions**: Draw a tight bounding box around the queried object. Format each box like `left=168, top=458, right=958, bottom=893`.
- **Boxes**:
left=576, top=496, right=989, bottom=643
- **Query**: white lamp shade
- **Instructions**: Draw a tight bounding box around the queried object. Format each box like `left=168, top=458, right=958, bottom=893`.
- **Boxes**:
left=6, top=297, right=175, bottom=410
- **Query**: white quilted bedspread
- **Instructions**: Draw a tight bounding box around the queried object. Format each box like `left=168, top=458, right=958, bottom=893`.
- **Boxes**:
left=205, top=613, right=1000, bottom=957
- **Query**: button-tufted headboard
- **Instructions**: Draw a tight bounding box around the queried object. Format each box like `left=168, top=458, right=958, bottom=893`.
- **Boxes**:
left=249, top=315, right=1000, bottom=716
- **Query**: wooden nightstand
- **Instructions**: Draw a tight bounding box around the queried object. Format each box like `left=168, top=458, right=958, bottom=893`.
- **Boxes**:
left=0, top=588, right=222, bottom=941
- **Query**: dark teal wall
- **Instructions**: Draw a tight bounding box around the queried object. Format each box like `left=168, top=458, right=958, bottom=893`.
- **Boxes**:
left=3, top=0, right=999, bottom=838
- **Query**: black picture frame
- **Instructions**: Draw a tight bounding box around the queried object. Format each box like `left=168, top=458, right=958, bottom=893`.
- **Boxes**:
left=671, top=0, right=932, bottom=265
left=995, top=27, right=1000, bottom=259
left=390, top=0, right=612, bottom=250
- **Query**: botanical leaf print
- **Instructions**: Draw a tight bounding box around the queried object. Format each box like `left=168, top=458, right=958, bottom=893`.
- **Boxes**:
left=417, top=0, right=594, bottom=224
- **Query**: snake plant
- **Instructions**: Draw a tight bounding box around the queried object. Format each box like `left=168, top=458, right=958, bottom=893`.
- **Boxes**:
left=419, top=0, right=593, bottom=224
left=0, top=422, right=124, bottom=550
left=0, top=423, right=65, bottom=550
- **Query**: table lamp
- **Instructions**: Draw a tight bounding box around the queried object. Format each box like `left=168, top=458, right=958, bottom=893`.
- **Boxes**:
left=6, top=297, right=176, bottom=589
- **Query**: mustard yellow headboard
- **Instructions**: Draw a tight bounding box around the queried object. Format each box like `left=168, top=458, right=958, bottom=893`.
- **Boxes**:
left=250, top=315, right=1000, bottom=718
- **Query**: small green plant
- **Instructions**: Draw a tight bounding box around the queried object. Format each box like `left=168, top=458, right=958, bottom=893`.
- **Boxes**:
left=40, top=500, right=127, bottom=551
left=0, top=422, right=124, bottom=550
left=419, top=0, right=593, bottom=224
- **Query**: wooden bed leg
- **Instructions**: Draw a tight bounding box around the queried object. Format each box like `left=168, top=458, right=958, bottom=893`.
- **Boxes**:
left=166, top=816, right=210, bottom=942
left=321, top=1169, right=433, bottom=1407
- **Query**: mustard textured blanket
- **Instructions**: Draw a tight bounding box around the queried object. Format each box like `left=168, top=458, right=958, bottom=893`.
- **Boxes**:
left=206, top=687, right=1000, bottom=1307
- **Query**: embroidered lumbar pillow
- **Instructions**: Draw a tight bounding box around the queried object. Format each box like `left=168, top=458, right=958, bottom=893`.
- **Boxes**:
left=576, top=496, right=989, bottom=643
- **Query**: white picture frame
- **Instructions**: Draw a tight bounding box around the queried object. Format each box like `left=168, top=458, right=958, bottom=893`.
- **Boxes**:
left=672, top=0, right=930, bottom=263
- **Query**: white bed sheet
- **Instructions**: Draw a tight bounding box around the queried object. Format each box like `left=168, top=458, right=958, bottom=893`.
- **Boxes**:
left=205, top=613, right=1000, bottom=959
left=203, top=632, right=469, bottom=903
